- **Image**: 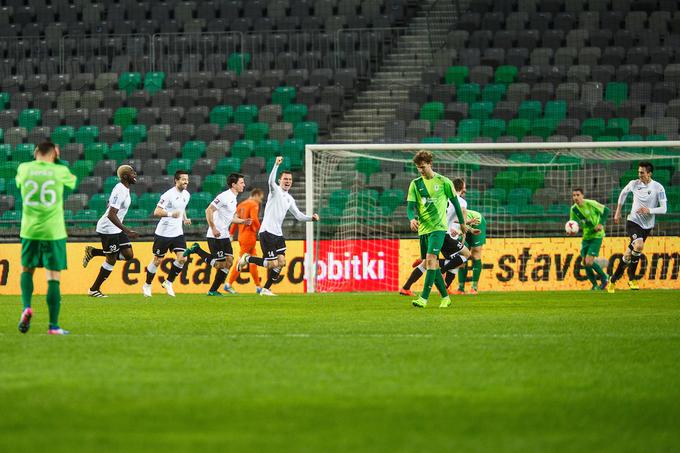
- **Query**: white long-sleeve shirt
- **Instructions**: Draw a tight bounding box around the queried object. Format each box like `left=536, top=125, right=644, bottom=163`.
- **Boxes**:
left=259, top=163, right=312, bottom=237
left=207, top=189, right=237, bottom=239
left=618, top=179, right=667, bottom=229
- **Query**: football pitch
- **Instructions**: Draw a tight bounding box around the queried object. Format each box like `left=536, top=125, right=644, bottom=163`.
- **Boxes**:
left=1, top=290, right=679, bottom=452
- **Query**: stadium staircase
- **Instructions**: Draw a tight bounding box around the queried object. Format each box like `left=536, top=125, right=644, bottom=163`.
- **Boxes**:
left=329, top=0, right=456, bottom=143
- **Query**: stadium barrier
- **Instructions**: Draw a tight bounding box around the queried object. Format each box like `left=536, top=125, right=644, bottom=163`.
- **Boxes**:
left=0, top=237, right=678, bottom=295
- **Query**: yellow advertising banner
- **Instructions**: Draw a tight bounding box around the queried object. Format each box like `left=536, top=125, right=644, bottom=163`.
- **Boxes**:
left=0, top=237, right=678, bottom=295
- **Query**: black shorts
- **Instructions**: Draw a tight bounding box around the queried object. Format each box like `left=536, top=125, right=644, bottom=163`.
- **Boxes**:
left=441, top=234, right=465, bottom=259
left=99, top=232, right=132, bottom=255
left=259, top=231, right=286, bottom=261
left=626, top=220, right=652, bottom=245
left=152, top=235, right=187, bottom=257
left=207, top=237, right=234, bottom=261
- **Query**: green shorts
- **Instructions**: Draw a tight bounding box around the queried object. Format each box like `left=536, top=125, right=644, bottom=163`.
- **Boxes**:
left=419, top=231, right=447, bottom=258
left=465, top=218, right=487, bottom=248
left=21, top=238, right=68, bottom=271
left=580, top=237, right=603, bottom=258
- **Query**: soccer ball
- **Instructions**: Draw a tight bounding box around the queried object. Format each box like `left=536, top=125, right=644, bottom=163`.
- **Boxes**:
left=565, top=220, right=579, bottom=234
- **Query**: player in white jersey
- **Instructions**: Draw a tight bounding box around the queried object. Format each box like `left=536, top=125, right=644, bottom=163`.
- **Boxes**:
left=183, top=173, right=253, bottom=296
left=608, top=161, right=667, bottom=292
left=83, top=165, right=139, bottom=297
left=142, top=170, right=192, bottom=297
left=236, top=156, right=319, bottom=296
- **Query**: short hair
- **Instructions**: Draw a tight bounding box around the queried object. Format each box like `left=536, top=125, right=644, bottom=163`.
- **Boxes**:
left=638, top=161, right=654, bottom=173
left=279, top=170, right=292, bottom=178
left=572, top=187, right=584, bottom=194
left=174, top=170, right=189, bottom=180
left=453, top=177, right=466, bottom=192
left=250, top=188, right=264, bottom=197
left=117, top=164, right=134, bottom=179
left=227, top=173, right=244, bottom=187
left=413, top=150, right=433, bottom=165
left=35, top=141, right=57, bottom=155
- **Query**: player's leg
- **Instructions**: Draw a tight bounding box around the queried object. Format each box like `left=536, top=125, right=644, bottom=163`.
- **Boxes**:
left=245, top=243, right=262, bottom=290
left=413, top=232, right=449, bottom=308
left=587, top=238, right=608, bottom=289
left=184, top=241, right=213, bottom=263
left=82, top=244, right=105, bottom=268
left=469, top=245, right=484, bottom=294
left=626, top=229, right=648, bottom=289
left=144, top=236, right=167, bottom=296
left=261, top=254, right=285, bottom=295
left=583, top=255, right=599, bottom=289
left=89, top=234, right=119, bottom=297
left=44, top=239, right=69, bottom=334
left=207, top=239, right=233, bottom=295
left=18, top=241, right=35, bottom=334
left=165, top=236, right=187, bottom=284
left=610, top=222, right=638, bottom=290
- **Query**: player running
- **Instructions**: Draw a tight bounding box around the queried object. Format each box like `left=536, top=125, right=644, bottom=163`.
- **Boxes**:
left=608, top=162, right=667, bottom=292
left=235, top=156, right=319, bottom=296
left=224, top=188, right=264, bottom=294
left=407, top=150, right=466, bottom=308
left=142, top=170, right=191, bottom=297
left=183, top=173, right=252, bottom=296
left=84, top=165, right=139, bottom=297
left=16, top=142, right=77, bottom=335
left=566, top=188, right=610, bottom=291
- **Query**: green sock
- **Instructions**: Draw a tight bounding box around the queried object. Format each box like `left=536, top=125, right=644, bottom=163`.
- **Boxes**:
left=585, top=266, right=598, bottom=287
left=20, top=272, right=33, bottom=309
left=458, top=262, right=468, bottom=291
left=471, top=259, right=482, bottom=289
left=433, top=270, right=448, bottom=297
left=421, top=269, right=436, bottom=300
left=592, top=261, right=607, bottom=280
left=46, top=280, right=61, bottom=330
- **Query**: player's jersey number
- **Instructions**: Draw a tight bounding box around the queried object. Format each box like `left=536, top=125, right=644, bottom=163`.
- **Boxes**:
left=23, top=179, right=57, bottom=207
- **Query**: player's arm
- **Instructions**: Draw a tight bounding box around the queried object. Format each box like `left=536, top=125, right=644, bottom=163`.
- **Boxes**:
left=251, top=204, right=261, bottom=230
left=640, top=186, right=667, bottom=215
left=406, top=181, right=419, bottom=232
left=288, top=199, right=318, bottom=222
left=229, top=222, right=238, bottom=236
left=614, top=182, right=633, bottom=223
left=59, top=166, right=77, bottom=190
left=154, top=198, right=181, bottom=218
left=205, top=203, right=220, bottom=237
left=107, top=206, right=138, bottom=238
left=182, top=209, right=191, bottom=225
left=232, top=213, right=252, bottom=225
left=594, top=205, right=610, bottom=231
left=269, top=156, right=282, bottom=192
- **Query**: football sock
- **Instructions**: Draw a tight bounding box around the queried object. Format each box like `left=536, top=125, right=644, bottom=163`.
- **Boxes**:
left=421, top=269, right=437, bottom=300
left=627, top=250, right=641, bottom=281
left=592, top=261, right=607, bottom=281
left=471, top=259, right=482, bottom=288
left=433, top=270, right=448, bottom=297
left=20, top=271, right=33, bottom=309
left=209, top=269, right=227, bottom=292
left=247, top=255, right=265, bottom=266
left=445, top=270, right=456, bottom=287
left=91, top=248, right=105, bottom=257
left=145, top=262, right=157, bottom=285
left=46, top=280, right=61, bottom=330
left=458, top=262, right=469, bottom=290
left=585, top=265, right=598, bottom=286
left=227, top=262, right=239, bottom=285
left=264, top=268, right=281, bottom=290
left=166, top=260, right=183, bottom=283
left=250, top=263, right=261, bottom=286
left=611, top=256, right=630, bottom=283
left=403, top=264, right=425, bottom=290
left=91, top=262, right=114, bottom=291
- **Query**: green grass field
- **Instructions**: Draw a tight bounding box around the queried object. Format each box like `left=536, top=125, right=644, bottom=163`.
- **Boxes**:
left=1, top=290, right=679, bottom=452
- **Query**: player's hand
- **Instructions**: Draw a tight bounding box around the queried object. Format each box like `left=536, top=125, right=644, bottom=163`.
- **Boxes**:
left=594, top=224, right=603, bottom=232
left=275, top=156, right=283, bottom=166
left=211, top=227, right=221, bottom=238
left=312, top=213, right=319, bottom=221
left=184, top=218, right=191, bottom=225
left=127, top=229, right=139, bottom=239
left=614, top=212, right=621, bottom=224
left=637, top=206, right=650, bottom=215
left=469, top=227, right=481, bottom=235
left=244, top=218, right=253, bottom=225
left=467, top=217, right=480, bottom=226
left=409, top=219, right=419, bottom=232
left=171, top=211, right=181, bottom=218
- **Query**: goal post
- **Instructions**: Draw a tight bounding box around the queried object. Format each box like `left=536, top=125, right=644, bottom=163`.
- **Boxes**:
left=305, top=141, right=680, bottom=293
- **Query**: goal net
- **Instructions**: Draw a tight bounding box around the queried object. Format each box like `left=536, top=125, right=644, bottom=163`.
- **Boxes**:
left=304, top=141, right=680, bottom=293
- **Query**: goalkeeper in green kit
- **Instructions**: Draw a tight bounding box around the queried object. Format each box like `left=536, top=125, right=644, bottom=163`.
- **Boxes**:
left=568, top=188, right=610, bottom=290
left=15, top=142, right=77, bottom=335
left=407, top=150, right=466, bottom=308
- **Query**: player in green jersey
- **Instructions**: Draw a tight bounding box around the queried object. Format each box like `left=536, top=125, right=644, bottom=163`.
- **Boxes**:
left=15, top=142, right=77, bottom=335
left=456, top=208, right=486, bottom=295
left=407, top=150, right=466, bottom=308
left=568, top=188, right=610, bottom=290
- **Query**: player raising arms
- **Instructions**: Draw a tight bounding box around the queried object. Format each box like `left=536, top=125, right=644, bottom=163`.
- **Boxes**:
left=408, top=150, right=466, bottom=308
left=183, top=173, right=252, bottom=296
left=236, top=156, right=319, bottom=296
left=566, top=188, right=610, bottom=291
left=16, top=142, right=77, bottom=335
left=608, top=161, right=667, bottom=292
left=142, top=170, right=191, bottom=297
left=84, top=165, right=139, bottom=297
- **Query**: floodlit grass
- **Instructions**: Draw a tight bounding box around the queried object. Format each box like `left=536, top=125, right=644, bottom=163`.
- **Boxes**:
left=1, top=290, right=679, bottom=452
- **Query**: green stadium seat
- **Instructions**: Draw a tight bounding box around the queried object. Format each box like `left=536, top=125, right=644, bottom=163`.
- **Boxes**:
left=457, top=83, right=480, bottom=103
left=457, top=119, right=480, bottom=140
left=266, top=156, right=291, bottom=173
left=507, top=118, right=530, bottom=139
left=605, top=82, right=628, bottom=105
left=379, top=189, right=404, bottom=213
left=348, top=189, right=379, bottom=207
left=118, top=72, right=142, bottom=94
left=108, top=143, right=133, bottom=162
left=122, top=125, right=147, bottom=145
left=465, top=189, right=481, bottom=205
left=519, top=204, right=545, bottom=216
left=167, top=158, right=192, bottom=176
left=654, top=169, right=671, bottom=187
left=470, top=101, right=493, bottom=120
left=666, top=187, right=680, bottom=205
left=421, top=136, right=443, bottom=143
left=619, top=169, right=638, bottom=187
left=283, top=104, right=307, bottom=124
left=0, top=92, right=9, bottom=109
left=75, top=125, right=99, bottom=145
left=483, top=187, right=507, bottom=204
left=531, top=118, right=557, bottom=139
left=507, top=188, right=533, bottom=205
left=18, top=109, right=41, bottom=130
left=138, top=192, right=160, bottom=212
left=113, top=107, right=138, bottom=128
left=420, top=102, right=444, bottom=126
left=621, top=134, right=643, bottom=141
left=329, top=189, right=351, bottom=210
left=125, top=209, right=149, bottom=225
left=210, top=105, right=234, bottom=128
left=605, top=118, right=629, bottom=137
left=356, top=156, right=381, bottom=178
left=234, top=105, right=258, bottom=125
left=0, top=177, right=4, bottom=193
left=72, top=160, right=94, bottom=179
left=104, top=176, right=119, bottom=194
left=254, top=139, right=280, bottom=160
left=216, top=157, right=241, bottom=174
left=88, top=193, right=109, bottom=213
left=581, top=118, right=605, bottom=138
left=245, top=122, right=270, bottom=142
left=143, top=72, right=166, bottom=94
left=547, top=204, right=570, bottom=216
left=495, top=65, right=518, bottom=84
left=508, top=153, right=532, bottom=163
left=230, top=139, right=254, bottom=160
left=227, top=52, right=251, bottom=75
left=0, top=161, right=19, bottom=179
left=202, top=174, right=227, bottom=194
left=282, top=138, right=304, bottom=157
left=0, top=128, right=3, bottom=144
left=481, top=83, right=506, bottom=103
left=272, top=87, right=296, bottom=107
left=445, top=66, right=468, bottom=85
left=494, top=170, right=519, bottom=191
left=2, top=210, right=22, bottom=224
left=544, top=100, right=567, bottom=120
left=13, top=144, right=35, bottom=162
left=190, top=192, right=214, bottom=210
left=482, top=119, right=505, bottom=139
left=51, top=126, right=74, bottom=146
left=85, top=143, right=109, bottom=161
left=518, top=101, right=542, bottom=120
left=293, top=122, right=318, bottom=144
left=0, top=144, right=11, bottom=161
left=182, top=141, right=206, bottom=161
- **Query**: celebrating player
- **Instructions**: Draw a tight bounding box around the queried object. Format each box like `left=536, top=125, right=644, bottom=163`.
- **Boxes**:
left=224, top=187, right=264, bottom=294
left=566, top=188, right=610, bottom=290
left=407, top=150, right=466, bottom=308
left=183, top=173, right=252, bottom=296
left=84, top=165, right=139, bottom=297
left=608, top=162, right=667, bottom=292
left=16, top=142, right=77, bottom=335
left=236, top=156, right=319, bottom=296
left=142, top=170, right=191, bottom=297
